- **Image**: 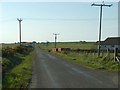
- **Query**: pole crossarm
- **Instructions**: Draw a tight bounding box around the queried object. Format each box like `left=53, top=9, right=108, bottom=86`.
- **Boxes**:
left=17, top=18, right=23, bottom=22
left=91, top=3, right=112, bottom=7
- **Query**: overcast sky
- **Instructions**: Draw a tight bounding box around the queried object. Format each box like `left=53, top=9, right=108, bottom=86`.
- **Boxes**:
left=0, top=1, right=118, bottom=43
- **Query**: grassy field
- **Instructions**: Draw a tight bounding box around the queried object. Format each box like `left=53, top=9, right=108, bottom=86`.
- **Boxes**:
left=2, top=43, right=19, bottom=48
left=39, top=42, right=97, bottom=50
left=38, top=42, right=119, bottom=71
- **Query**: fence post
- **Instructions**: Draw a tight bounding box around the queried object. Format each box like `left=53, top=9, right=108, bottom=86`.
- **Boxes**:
left=107, top=48, right=110, bottom=60
left=114, top=48, right=118, bottom=61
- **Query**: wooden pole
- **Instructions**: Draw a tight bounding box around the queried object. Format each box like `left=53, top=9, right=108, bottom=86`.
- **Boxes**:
left=107, top=48, right=110, bottom=60
left=114, top=48, right=118, bottom=61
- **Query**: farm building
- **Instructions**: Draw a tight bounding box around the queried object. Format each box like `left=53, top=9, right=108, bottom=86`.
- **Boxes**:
left=100, top=37, right=120, bottom=51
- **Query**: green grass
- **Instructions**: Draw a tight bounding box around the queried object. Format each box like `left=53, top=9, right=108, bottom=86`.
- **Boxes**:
left=51, top=51, right=119, bottom=71
left=2, top=51, right=35, bottom=88
left=38, top=42, right=119, bottom=72
left=2, top=54, right=23, bottom=71
left=2, top=43, right=19, bottom=48
left=39, top=42, right=97, bottom=50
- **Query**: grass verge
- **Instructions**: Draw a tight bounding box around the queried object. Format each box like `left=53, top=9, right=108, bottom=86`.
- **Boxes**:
left=51, top=51, right=119, bottom=72
left=38, top=43, right=119, bottom=71
left=2, top=51, right=35, bottom=88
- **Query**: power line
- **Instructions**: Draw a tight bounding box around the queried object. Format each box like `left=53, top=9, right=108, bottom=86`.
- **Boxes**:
left=0, top=18, right=117, bottom=23
left=23, top=18, right=117, bottom=21
left=91, top=2, right=112, bottom=58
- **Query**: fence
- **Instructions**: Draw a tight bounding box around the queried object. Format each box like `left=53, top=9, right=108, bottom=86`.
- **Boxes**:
left=61, top=48, right=120, bottom=62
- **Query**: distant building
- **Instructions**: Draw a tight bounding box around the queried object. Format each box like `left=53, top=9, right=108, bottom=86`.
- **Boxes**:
left=100, top=37, right=120, bottom=50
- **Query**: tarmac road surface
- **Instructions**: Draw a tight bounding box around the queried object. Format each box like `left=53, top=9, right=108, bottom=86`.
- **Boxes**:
left=30, top=46, right=118, bottom=88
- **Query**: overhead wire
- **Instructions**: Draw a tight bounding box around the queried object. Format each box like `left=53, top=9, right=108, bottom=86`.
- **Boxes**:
left=0, top=18, right=117, bottom=23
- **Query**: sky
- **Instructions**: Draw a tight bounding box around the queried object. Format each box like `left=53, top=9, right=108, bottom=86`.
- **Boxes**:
left=0, top=1, right=119, bottom=43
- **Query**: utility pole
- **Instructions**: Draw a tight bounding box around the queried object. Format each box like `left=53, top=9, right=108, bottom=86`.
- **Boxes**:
left=53, top=33, right=59, bottom=48
left=17, top=18, right=23, bottom=46
left=91, top=2, right=112, bottom=57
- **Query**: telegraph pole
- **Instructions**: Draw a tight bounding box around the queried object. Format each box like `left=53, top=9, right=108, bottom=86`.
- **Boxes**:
left=17, top=18, right=23, bottom=46
left=91, top=2, right=112, bottom=57
left=53, top=33, right=59, bottom=48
